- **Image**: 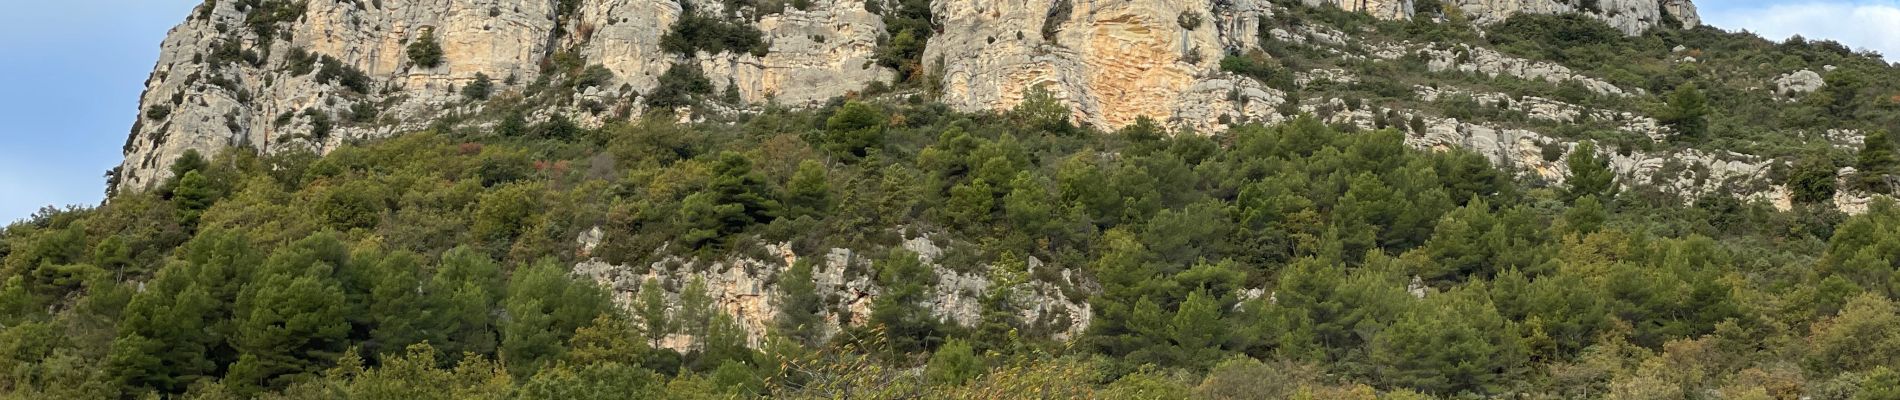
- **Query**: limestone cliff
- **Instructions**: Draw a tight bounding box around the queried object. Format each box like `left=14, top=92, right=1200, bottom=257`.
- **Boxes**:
left=122, top=0, right=1702, bottom=192
left=1448, top=0, right=1698, bottom=35
left=119, top=0, right=887, bottom=191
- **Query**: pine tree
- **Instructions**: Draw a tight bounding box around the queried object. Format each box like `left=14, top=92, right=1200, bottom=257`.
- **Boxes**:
left=924, top=339, right=982, bottom=385
left=676, top=277, right=714, bottom=343
left=943, top=178, right=995, bottom=228
left=1857, top=130, right=1898, bottom=192
left=406, top=28, right=444, bottom=68
left=226, top=234, right=355, bottom=394
left=564, top=314, right=651, bottom=367
left=681, top=152, right=781, bottom=249
left=427, top=247, right=504, bottom=361
left=1370, top=288, right=1525, bottom=395
left=635, top=278, right=671, bottom=345
left=1003, top=172, right=1055, bottom=235
left=501, top=260, right=611, bottom=377
left=774, top=259, right=825, bottom=346
left=462, top=72, right=493, bottom=100
left=1560, top=195, right=1607, bottom=234
left=172, top=171, right=219, bottom=228
left=1659, top=82, right=1710, bottom=141
left=1565, top=141, right=1616, bottom=202
left=870, top=248, right=940, bottom=353
left=784, top=160, right=831, bottom=219
left=1789, top=150, right=1839, bottom=204
left=823, top=101, right=886, bottom=160
left=1168, top=290, right=1227, bottom=370
left=364, top=251, right=433, bottom=358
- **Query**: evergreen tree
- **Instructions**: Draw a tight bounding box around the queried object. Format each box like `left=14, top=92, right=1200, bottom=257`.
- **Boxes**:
left=1659, top=82, right=1710, bottom=141
left=925, top=339, right=982, bottom=385
left=1789, top=150, right=1839, bottom=204
left=1167, top=290, right=1228, bottom=370
left=363, top=251, right=433, bottom=358
left=1857, top=130, right=1898, bottom=192
left=635, top=279, right=671, bottom=345
left=564, top=314, right=651, bottom=367
left=774, top=259, right=825, bottom=346
left=462, top=72, right=493, bottom=100
left=681, top=152, right=780, bottom=249
left=1565, top=141, right=1616, bottom=202
left=427, top=247, right=504, bottom=361
left=823, top=101, right=886, bottom=160
left=1560, top=195, right=1607, bottom=234
left=106, top=229, right=261, bottom=396
left=406, top=29, right=444, bottom=68
left=172, top=170, right=219, bottom=228
left=676, top=277, right=715, bottom=343
left=943, top=178, right=995, bottom=228
left=871, top=248, right=940, bottom=353
left=161, top=149, right=210, bottom=194
left=1003, top=172, right=1056, bottom=236
left=1370, top=288, right=1525, bottom=395
left=226, top=234, right=355, bottom=394
left=500, top=260, right=612, bottom=377
left=784, top=159, right=831, bottom=219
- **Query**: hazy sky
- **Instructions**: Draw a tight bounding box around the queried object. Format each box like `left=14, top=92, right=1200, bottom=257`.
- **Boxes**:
left=1, top=0, right=1897, bottom=224
left=0, top=0, right=199, bottom=224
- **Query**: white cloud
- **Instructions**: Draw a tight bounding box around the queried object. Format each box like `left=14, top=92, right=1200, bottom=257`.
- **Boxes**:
left=1700, top=1, right=1900, bottom=62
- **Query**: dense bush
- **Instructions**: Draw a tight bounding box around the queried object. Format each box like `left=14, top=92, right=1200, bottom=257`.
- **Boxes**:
left=406, top=28, right=445, bottom=68
left=645, top=63, right=714, bottom=109
left=873, top=0, right=934, bottom=84
left=659, top=9, right=768, bottom=57
left=10, top=95, right=1890, bottom=398
left=463, top=72, right=493, bottom=100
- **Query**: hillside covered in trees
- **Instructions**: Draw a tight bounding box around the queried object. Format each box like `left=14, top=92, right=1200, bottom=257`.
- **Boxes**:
left=11, top=91, right=1900, bottom=398
left=13, top=0, right=1900, bottom=398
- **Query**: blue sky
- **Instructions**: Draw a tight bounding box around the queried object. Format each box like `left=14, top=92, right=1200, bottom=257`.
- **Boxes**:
left=0, top=0, right=199, bottom=224
left=0, top=0, right=1897, bottom=224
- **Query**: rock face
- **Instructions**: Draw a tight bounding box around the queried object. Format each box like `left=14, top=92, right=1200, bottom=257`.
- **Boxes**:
left=1304, top=0, right=1414, bottom=20
left=926, top=0, right=1283, bottom=131
left=570, top=235, right=1089, bottom=351
left=1775, top=69, right=1825, bottom=97
left=1449, top=0, right=1698, bottom=35
left=118, top=0, right=888, bottom=192
left=119, top=0, right=1703, bottom=191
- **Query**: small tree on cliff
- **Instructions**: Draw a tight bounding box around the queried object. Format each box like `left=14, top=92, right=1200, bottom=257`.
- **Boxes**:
left=1566, top=141, right=1616, bottom=202
left=1858, top=130, right=1899, bottom=192
left=407, top=28, right=444, bottom=68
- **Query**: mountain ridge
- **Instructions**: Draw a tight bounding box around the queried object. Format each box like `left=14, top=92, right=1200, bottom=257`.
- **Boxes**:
left=117, top=0, right=1699, bottom=193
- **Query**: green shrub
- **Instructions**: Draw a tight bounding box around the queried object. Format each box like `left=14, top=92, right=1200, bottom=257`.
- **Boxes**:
left=875, top=0, right=934, bottom=83
left=145, top=105, right=172, bottom=121
left=406, top=28, right=445, bottom=68
left=1178, top=11, right=1203, bottom=30
left=463, top=73, right=493, bottom=100
left=1042, top=0, right=1073, bottom=41
left=659, top=12, right=768, bottom=57
left=645, top=63, right=714, bottom=109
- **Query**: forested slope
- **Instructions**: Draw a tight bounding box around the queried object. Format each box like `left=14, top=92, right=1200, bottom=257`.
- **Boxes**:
left=8, top=94, right=1900, bottom=398
left=14, top=0, right=1900, bottom=397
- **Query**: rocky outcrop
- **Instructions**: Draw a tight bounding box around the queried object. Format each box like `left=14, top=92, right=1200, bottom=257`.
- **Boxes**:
left=1449, top=0, right=1698, bottom=35
left=1415, top=85, right=1665, bottom=140
left=1303, top=0, right=1414, bottom=20
left=118, top=0, right=889, bottom=192
left=1301, top=0, right=1697, bottom=34
left=120, top=0, right=1704, bottom=191
left=925, top=0, right=1288, bottom=132
left=571, top=235, right=1089, bottom=350
left=1305, top=95, right=1777, bottom=207
left=1775, top=69, right=1825, bottom=97
left=1409, top=43, right=1638, bottom=97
